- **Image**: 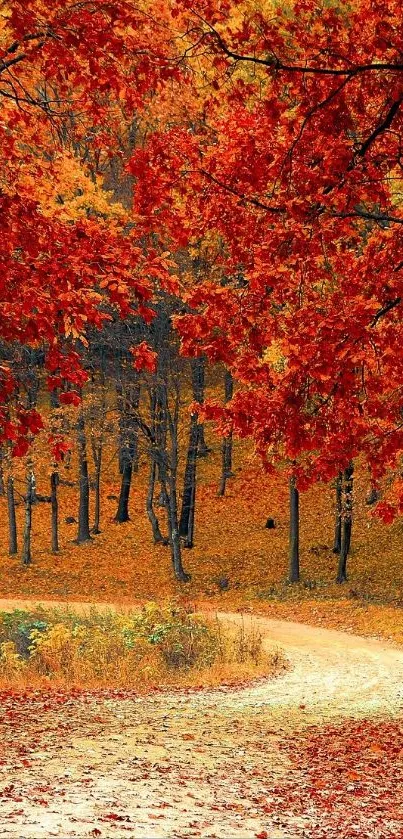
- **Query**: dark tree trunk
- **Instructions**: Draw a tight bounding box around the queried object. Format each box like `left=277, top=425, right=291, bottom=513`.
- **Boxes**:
left=7, top=476, right=17, bottom=555
left=191, top=357, right=210, bottom=456
left=146, top=459, right=167, bottom=544
left=0, top=450, right=5, bottom=497
left=92, top=447, right=102, bottom=534
left=289, top=476, right=300, bottom=583
left=50, top=470, right=59, bottom=553
left=76, top=408, right=91, bottom=543
left=336, top=462, right=354, bottom=583
left=333, top=472, right=343, bottom=553
left=164, top=473, right=191, bottom=582
left=115, top=381, right=140, bottom=522
left=158, top=371, right=190, bottom=582
left=179, top=413, right=199, bottom=548
left=25, top=353, right=39, bottom=410
left=115, top=442, right=135, bottom=523
left=218, top=370, right=234, bottom=497
left=50, top=388, right=60, bottom=409
left=117, top=381, right=140, bottom=475
left=22, top=470, right=35, bottom=565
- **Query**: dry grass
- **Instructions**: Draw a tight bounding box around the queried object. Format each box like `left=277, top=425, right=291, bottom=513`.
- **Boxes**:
left=0, top=603, right=284, bottom=691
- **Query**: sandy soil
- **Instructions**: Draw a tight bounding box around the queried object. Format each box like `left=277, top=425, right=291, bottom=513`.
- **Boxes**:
left=0, top=602, right=402, bottom=838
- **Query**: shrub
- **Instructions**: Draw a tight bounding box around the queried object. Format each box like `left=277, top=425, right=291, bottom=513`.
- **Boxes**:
left=0, top=603, right=279, bottom=690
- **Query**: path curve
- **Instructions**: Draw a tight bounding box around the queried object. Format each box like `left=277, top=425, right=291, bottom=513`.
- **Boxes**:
left=0, top=600, right=402, bottom=837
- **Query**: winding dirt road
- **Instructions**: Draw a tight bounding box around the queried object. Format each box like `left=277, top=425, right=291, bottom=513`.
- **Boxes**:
left=1, top=604, right=403, bottom=838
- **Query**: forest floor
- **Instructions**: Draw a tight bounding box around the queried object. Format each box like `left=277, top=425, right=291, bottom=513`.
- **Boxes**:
left=1, top=448, right=403, bottom=645
left=0, top=607, right=402, bottom=838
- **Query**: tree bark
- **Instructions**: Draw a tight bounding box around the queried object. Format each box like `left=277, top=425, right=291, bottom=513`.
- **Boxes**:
left=92, top=446, right=102, bottom=534
left=218, top=370, right=234, bottom=497
left=157, top=373, right=190, bottom=582
left=7, top=476, right=17, bottom=555
left=333, top=472, right=342, bottom=553
left=76, top=408, right=91, bottom=543
left=115, top=442, right=135, bottom=523
left=146, top=459, right=167, bottom=544
left=115, top=382, right=140, bottom=522
left=164, top=472, right=191, bottom=582
left=179, top=412, right=199, bottom=547
left=50, top=470, right=59, bottom=553
left=289, top=476, right=300, bottom=583
left=22, top=470, right=35, bottom=565
left=50, top=388, right=60, bottom=409
left=191, top=357, right=210, bottom=456
left=0, top=450, right=5, bottom=496
left=336, top=462, right=354, bottom=583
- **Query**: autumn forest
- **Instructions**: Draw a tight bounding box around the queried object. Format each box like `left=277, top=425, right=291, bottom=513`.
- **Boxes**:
left=0, top=1, right=403, bottom=837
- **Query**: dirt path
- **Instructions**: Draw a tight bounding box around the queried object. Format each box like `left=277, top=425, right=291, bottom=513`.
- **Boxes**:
left=0, top=601, right=403, bottom=838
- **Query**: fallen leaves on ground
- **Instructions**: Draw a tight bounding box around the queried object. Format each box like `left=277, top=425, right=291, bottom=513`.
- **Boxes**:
left=0, top=441, right=403, bottom=647
left=0, top=688, right=402, bottom=838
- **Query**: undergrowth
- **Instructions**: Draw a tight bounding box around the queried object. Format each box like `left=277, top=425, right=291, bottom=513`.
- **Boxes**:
left=0, top=603, right=283, bottom=690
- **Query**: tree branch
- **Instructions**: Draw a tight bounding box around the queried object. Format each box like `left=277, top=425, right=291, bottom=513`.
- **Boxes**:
left=371, top=298, right=402, bottom=327
left=201, top=169, right=284, bottom=213
left=355, top=96, right=403, bottom=159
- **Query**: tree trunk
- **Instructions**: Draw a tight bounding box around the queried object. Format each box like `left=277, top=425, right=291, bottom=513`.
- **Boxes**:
left=115, top=442, right=135, bottom=523
left=157, top=372, right=190, bottom=582
left=146, top=459, right=167, bottom=544
left=179, top=413, right=199, bottom=547
left=191, top=357, right=210, bottom=457
left=333, top=472, right=342, bottom=553
left=50, top=470, right=59, bottom=553
left=115, top=381, right=140, bottom=522
left=92, top=445, right=102, bottom=533
left=76, top=408, right=91, bottom=543
left=7, top=476, right=17, bottom=555
left=164, top=473, right=191, bottom=582
left=336, top=462, right=354, bottom=583
left=289, top=476, right=300, bottom=583
left=22, top=470, right=35, bottom=565
left=0, top=450, right=5, bottom=496
left=50, top=388, right=60, bottom=409
left=117, top=381, right=140, bottom=475
left=218, top=370, right=234, bottom=497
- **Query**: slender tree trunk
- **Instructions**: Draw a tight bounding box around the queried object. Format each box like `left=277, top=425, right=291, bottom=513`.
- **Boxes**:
left=50, top=388, right=60, bottom=409
left=116, top=380, right=125, bottom=475
left=25, top=354, right=39, bottom=410
left=289, top=475, right=300, bottom=583
left=336, top=462, right=354, bottom=583
left=76, top=408, right=91, bottom=543
left=7, top=476, right=17, bottom=555
left=191, top=357, right=210, bottom=456
left=179, top=413, right=199, bottom=547
left=115, top=381, right=140, bottom=522
left=115, top=442, right=135, bottom=523
left=50, top=470, right=59, bottom=553
left=146, top=459, right=167, bottom=544
left=218, top=370, right=234, bottom=497
left=333, top=472, right=343, bottom=553
left=164, top=473, right=191, bottom=582
left=158, top=374, right=190, bottom=582
left=92, top=447, right=102, bottom=534
left=0, top=450, right=5, bottom=496
left=22, top=470, right=35, bottom=565
left=117, top=381, right=140, bottom=475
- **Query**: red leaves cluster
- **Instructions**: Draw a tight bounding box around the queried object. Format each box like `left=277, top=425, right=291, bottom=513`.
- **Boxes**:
left=130, top=342, right=158, bottom=373
left=127, top=1, right=403, bottom=510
